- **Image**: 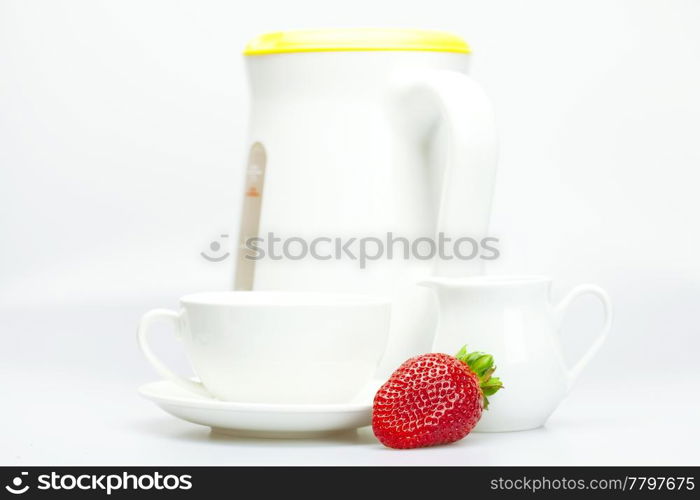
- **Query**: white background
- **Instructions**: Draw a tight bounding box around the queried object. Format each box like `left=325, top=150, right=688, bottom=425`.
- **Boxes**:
left=1, top=0, right=699, bottom=465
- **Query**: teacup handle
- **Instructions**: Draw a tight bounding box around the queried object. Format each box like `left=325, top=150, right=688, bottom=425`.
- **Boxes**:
left=554, top=285, right=613, bottom=391
left=137, top=309, right=209, bottom=396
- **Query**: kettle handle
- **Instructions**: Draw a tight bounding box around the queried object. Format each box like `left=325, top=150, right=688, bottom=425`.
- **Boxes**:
left=389, top=70, right=498, bottom=276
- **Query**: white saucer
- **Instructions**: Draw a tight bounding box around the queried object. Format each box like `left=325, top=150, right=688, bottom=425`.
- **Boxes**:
left=138, top=379, right=381, bottom=438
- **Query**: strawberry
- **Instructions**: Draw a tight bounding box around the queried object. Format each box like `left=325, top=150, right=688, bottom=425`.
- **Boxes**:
left=372, top=346, right=503, bottom=449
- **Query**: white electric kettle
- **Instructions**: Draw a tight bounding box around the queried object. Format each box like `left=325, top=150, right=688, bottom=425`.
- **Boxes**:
left=234, top=29, right=498, bottom=373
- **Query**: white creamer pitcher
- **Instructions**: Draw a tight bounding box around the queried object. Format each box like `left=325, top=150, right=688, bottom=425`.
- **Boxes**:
left=420, top=276, right=613, bottom=431
left=234, top=29, right=499, bottom=373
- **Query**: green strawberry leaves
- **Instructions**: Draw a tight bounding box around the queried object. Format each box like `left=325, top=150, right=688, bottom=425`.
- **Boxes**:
left=455, top=345, right=504, bottom=409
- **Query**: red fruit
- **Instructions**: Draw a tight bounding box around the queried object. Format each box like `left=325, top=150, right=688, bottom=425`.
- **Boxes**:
left=372, top=346, right=503, bottom=449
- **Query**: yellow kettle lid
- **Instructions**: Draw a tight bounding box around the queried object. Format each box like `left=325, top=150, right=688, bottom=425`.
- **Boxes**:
left=243, top=28, right=470, bottom=56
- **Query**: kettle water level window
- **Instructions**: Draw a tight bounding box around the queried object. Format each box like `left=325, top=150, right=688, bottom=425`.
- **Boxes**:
left=234, top=142, right=267, bottom=290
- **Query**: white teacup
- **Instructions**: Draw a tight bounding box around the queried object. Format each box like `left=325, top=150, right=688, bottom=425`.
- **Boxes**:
left=138, top=291, right=391, bottom=404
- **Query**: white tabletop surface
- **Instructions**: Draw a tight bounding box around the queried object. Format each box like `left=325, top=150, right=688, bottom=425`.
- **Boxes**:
left=1, top=305, right=698, bottom=466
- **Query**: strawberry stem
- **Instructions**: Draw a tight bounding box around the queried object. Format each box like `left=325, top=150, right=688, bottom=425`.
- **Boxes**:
left=455, top=345, right=503, bottom=409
